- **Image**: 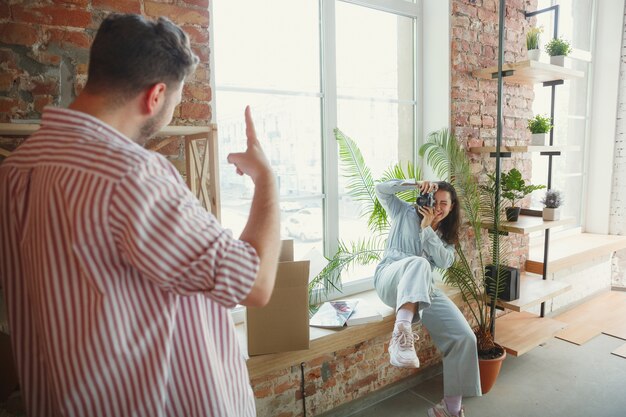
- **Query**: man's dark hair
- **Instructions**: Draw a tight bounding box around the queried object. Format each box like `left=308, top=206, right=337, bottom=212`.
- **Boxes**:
left=85, top=14, right=199, bottom=99
left=436, top=181, right=460, bottom=245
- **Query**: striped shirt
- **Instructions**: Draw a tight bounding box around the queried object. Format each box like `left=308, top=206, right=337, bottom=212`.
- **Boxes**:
left=0, top=107, right=260, bottom=417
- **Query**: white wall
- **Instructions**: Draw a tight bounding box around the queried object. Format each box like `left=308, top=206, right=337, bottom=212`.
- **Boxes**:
left=587, top=0, right=626, bottom=233
left=611, top=2, right=626, bottom=237
left=420, top=0, right=450, bottom=180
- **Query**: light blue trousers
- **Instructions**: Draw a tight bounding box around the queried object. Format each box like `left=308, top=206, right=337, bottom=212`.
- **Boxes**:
left=375, top=256, right=482, bottom=397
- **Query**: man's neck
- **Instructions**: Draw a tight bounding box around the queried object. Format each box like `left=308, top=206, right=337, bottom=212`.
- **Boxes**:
left=69, top=92, right=141, bottom=140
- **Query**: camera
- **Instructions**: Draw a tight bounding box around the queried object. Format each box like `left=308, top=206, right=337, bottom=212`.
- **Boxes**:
left=416, top=191, right=435, bottom=208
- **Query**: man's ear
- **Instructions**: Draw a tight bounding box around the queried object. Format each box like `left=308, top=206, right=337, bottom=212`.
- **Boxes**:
left=143, top=83, right=168, bottom=116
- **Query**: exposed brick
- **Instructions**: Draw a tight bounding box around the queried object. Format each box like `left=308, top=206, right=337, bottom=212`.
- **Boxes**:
left=180, top=102, right=210, bottom=120
left=46, top=28, right=92, bottom=50
left=12, top=5, right=92, bottom=28
left=51, top=0, right=90, bottom=6
left=34, top=95, right=54, bottom=113
left=92, top=0, right=142, bottom=14
left=0, top=73, right=16, bottom=92
left=273, top=380, right=298, bottom=395
left=191, top=44, right=209, bottom=63
left=31, top=78, right=60, bottom=96
left=144, top=2, right=209, bottom=26
left=183, top=25, right=209, bottom=44
left=181, top=0, right=209, bottom=8
left=183, top=83, right=211, bottom=102
left=0, top=97, right=20, bottom=113
left=0, top=22, right=38, bottom=47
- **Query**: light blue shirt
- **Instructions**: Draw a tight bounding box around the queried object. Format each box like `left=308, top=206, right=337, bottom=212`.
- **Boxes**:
left=374, top=180, right=455, bottom=274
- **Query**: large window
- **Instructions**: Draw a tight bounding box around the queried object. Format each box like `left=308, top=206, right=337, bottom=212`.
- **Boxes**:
left=529, top=0, right=595, bottom=234
left=213, top=0, right=420, bottom=287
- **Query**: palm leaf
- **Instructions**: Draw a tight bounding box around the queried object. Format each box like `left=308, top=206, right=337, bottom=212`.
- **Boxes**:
left=335, top=128, right=378, bottom=220
left=308, top=236, right=386, bottom=308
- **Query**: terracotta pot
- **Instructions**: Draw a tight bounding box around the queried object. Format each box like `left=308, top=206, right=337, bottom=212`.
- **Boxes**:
left=479, top=345, right=506, bottom=394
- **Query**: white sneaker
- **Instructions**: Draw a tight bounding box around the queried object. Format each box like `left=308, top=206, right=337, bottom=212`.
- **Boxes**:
left=427, top=400, right=465, bottom=417
left=388, top=322, right=420, bottom=368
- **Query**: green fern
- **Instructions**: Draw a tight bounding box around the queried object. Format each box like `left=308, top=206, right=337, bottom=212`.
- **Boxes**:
left=308, top=236, right=385, bottom=309
left=419, top=129, right=509, bottom=350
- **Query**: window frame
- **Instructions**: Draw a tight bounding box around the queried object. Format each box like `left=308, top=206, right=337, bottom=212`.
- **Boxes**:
left=209, top=0, right=433, bottom=322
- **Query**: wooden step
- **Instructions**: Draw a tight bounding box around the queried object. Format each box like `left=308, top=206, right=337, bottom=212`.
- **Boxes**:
left=496, top=273, right=572, bottom=312
left=482, top=215, right=575, bottom=234
left=526, top=233, right=626, bottom=274
left=495, top=311, right=567, bottom=357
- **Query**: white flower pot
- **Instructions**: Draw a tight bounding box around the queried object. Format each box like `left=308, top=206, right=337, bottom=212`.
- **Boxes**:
left=531, top=133, right=548, bottom=146
left=527, top=49, right=541, bottom=61
left=542, top=207, right=561, bottom=221
left=550, top=55, right=567, bottom=66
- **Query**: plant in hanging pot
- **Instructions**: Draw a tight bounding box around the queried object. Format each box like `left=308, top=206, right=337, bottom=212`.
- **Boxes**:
left=526, top=26, right=543, bottom=61
left=545, top=36, right=572, bottom=66
left=541, top=189, right=563, bottom=221
left=528, top=114, right=553, bottom=146
left=500, top=168, right=546, bottom=221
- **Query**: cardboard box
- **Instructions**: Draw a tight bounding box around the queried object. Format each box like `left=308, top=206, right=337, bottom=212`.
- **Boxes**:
left=246, top=240, right=310, bottom=356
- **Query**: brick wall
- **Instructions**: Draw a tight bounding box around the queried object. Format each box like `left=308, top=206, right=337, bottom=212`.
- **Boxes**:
left=610, top=2, right=626, bottom=287
left=0, top=0, right=212, bottom=173
left=451, top=0, right=537, bottom=271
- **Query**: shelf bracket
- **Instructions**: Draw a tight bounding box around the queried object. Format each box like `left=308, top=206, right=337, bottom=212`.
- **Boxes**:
left=488, top=229, right=509, bottom=236
left=520, top=208, right=542, bottom=217
left=489, top=152, right=512, bottom=158
left=543, top=79, right=564, bottom=88
left=540, top=151, right=561, bottom=156
left=490, top=69, right=515, bottom=79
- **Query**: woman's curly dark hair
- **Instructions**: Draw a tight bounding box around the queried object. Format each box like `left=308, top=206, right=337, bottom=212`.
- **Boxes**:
left=435, top=181, right=460, bottom=245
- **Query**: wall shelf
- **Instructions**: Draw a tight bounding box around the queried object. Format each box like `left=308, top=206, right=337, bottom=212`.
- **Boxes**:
left=472, top=59, right=584, bottom=84
left=495, top=311, right=567, bottom=356
left=469, top=145, right=580, bottom=154
left=0, top=122, right=210, bottom=137
left=496, top=273, right=572, bottom=312
left=482, top=215, right=575, bottom=234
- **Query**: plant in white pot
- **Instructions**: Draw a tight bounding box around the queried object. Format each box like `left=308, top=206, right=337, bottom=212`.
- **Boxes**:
left=541, top=189, right=563, bottom=221
left=545, top=37, right=572, bottom=66
left=528, top=114, right=553, bottom=146
left=526, top=27, right=543, bottom=61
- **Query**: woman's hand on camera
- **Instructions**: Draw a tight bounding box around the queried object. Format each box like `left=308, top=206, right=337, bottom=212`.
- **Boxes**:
left=418, top=181, right=438, bottom=194
left=419, top=206, right=436, bottom=229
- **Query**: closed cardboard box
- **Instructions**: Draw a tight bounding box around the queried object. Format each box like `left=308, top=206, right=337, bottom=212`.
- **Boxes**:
left=246, top=240, right=310, bottom=356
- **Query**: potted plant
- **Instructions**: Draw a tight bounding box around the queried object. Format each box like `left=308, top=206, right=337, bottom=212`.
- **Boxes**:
left=545, top=36, right=572, bottom=66
left=528, top=114, right=553, bottom=146
left=526, top=27, right=543, bottom=61
left=541, top=189, right=563, bottom=221
left=421, top=129, right=509, bottom=394
left=500, top=168, right=546, bottom=221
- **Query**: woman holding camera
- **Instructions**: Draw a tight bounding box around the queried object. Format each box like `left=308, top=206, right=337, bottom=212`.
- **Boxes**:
left=374, top=179, right=481, bottom=417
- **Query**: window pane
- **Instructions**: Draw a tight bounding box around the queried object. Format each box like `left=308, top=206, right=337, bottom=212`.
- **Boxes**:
left=334, top=3, right=416, bottom=283
left=336, top=2, right=415, bottom=101
left=213, top=0, right=320, bottom=92
left=215, top=91, right=323, bottom=246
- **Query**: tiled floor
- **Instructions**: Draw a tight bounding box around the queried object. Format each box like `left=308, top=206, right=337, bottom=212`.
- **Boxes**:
left=351, top=333, right=626, bottom=417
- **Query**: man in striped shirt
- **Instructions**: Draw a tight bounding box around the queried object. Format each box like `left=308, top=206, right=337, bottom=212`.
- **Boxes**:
left=0, top=14, right=281, bottom=417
